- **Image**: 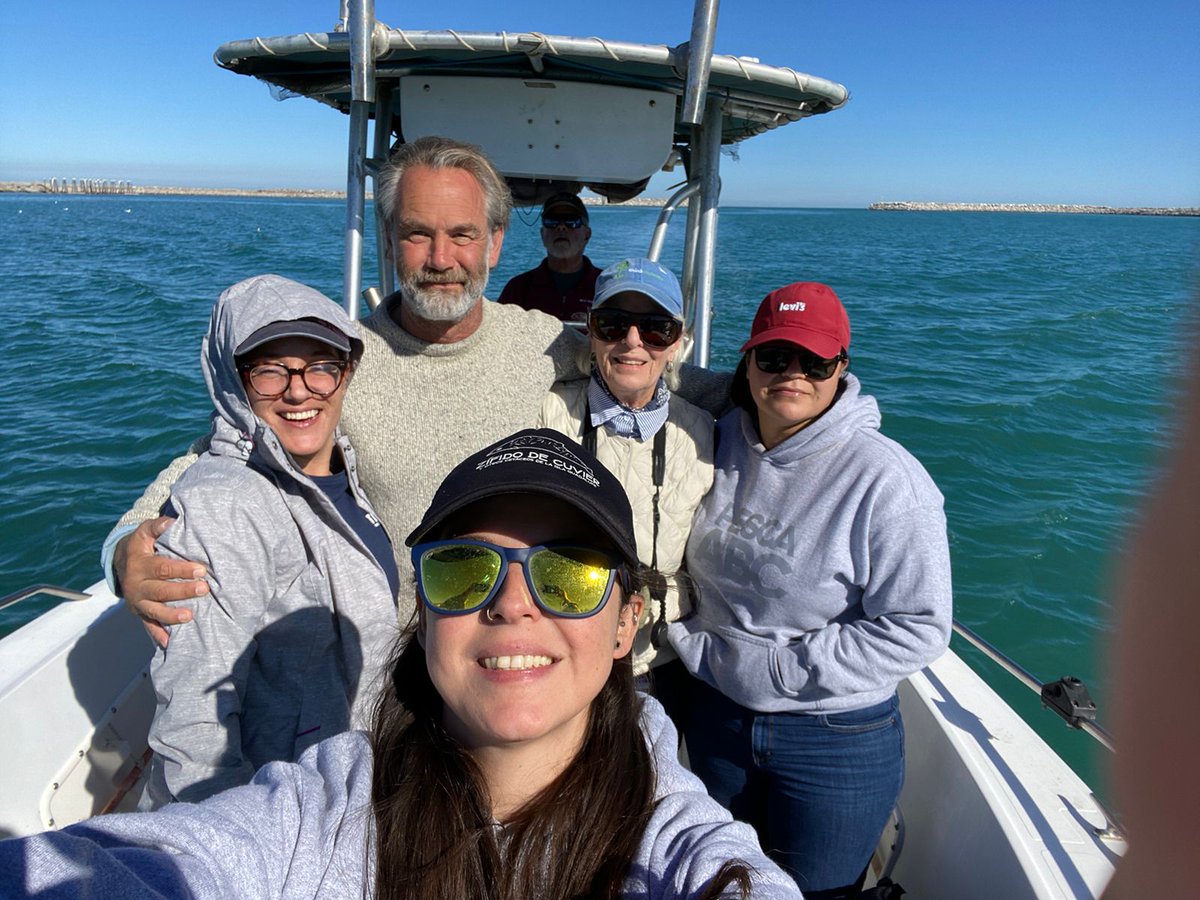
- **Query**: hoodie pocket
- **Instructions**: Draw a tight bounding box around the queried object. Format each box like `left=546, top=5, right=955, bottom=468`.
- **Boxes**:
left=671, top=615, right=802, bottom=707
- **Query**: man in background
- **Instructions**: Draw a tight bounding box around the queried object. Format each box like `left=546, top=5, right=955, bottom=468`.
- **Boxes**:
left=498, top=192, right=601, bottom=323
left=109, top=137, right=728, bottom=641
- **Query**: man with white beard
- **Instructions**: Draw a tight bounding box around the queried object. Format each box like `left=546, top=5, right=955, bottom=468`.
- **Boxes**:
left=107, top=137, right=598, bottom=637
left=497, top=192, right=601, bottom=323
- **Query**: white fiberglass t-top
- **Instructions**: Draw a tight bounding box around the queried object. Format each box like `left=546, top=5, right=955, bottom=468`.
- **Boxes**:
left=213, top=1, right=848, bottom=365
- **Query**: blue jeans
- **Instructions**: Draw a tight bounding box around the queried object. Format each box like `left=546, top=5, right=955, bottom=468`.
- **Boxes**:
left=681, top=679, right=904, bottom=898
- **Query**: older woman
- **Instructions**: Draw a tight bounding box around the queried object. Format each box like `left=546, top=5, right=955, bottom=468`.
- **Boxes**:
left=669, top=283, right=953, bottom=899
left=540, top=257, right=713, bottom=711
left=2, top=429, right=799, bottom=900
left=141, top=274, right=399, bottom=808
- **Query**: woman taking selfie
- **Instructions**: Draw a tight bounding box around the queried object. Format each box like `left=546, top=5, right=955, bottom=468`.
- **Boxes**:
left=3, top=429, right=797, bottom=900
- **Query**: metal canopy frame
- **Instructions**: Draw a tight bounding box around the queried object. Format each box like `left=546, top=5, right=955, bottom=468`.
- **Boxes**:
left=215, top=1, right=849, bottom=360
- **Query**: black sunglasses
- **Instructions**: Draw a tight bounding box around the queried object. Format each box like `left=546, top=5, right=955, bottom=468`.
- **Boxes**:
left=753, top=345, right=847, bottom=380
left=588, top=308, right=682, bottom=349
left=542, top=217, right=585, bottom=230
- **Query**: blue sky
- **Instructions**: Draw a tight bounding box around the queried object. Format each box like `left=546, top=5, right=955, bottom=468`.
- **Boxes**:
left=2, top=1, right=1196, bottom=208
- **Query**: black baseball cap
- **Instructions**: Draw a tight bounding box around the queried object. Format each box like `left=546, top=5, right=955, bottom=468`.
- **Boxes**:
left=541, top=192, right=589, bottom=224
left=406, top=428, right=637, bottom=566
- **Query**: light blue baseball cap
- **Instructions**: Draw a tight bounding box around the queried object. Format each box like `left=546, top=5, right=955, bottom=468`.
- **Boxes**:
left=592, top=257, right=684, bottom=320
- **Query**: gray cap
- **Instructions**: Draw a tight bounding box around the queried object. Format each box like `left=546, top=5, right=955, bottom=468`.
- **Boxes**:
left=236, top=318, right=353, bottom=357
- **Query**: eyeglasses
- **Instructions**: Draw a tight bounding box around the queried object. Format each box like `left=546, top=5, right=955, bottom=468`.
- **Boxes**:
left=542, top=217, right=585, bottom=230
left=753, top=345, right=846, bottom=380
left=588, top=309, right=682, bottom=349
left=412, top=539, right=627, bottom=618
left=239, top=360, right=349, bottom=399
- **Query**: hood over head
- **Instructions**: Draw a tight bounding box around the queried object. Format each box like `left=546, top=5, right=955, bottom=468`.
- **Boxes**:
left=201, top=274, right=363, bottom=458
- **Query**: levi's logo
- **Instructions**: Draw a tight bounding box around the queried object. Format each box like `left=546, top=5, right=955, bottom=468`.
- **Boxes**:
left=778, top=302, right=806, bottom=312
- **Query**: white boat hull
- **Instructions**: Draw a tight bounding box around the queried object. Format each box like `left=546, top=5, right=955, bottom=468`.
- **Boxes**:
left=884, top=651, right=1120, bottom=897
left=0, top=581, right=153, bottom=838
left=0, top=587, right=1121, bottom=895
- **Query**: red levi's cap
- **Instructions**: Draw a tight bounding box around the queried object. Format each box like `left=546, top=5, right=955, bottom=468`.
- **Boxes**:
left=740, top=282, right=851, bottom=359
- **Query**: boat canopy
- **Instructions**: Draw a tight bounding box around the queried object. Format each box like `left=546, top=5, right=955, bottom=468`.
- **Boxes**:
left=215, top=28, right=848, bottom=202
left=214, top=5, right=849, bottom=363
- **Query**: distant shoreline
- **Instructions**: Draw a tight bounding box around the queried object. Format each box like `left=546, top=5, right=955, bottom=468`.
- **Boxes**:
left=0, top=181, right=663, bottom=207
left=869, top=201, right=1199, bottom=217
left=0, top=181, right=347, bottom=200
left=4, top=182, right=1196, bottom=215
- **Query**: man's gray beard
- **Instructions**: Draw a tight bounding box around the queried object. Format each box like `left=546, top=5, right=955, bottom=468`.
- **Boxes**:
left=399, top=266, right=489, bottom=323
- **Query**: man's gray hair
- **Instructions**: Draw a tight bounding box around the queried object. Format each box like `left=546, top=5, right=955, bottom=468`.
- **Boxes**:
left=375, top=136, right=512, bottom=234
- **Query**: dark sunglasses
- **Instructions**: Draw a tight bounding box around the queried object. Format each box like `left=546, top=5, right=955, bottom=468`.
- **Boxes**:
left=753, top=345, right=847, bottom=380
left=412, top=539, right=629, bottom=618
left=542, top=217, right=585, bottom=230
left=588, top=308, right=682, bottom=349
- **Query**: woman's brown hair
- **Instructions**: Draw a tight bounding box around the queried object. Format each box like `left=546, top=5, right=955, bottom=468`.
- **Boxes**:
left=369, top=581, right=753, bottom=899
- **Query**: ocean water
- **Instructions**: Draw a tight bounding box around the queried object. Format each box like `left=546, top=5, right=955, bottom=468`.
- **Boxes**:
left=1, top=193, right=1197, bottom=791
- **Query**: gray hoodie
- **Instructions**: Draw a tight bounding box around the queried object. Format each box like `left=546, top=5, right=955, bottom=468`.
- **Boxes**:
left=669, top=373, right=952, bottom=713
left=2, top=698, right=800, bottom=899
left=143, top=275, right=399, bottom=807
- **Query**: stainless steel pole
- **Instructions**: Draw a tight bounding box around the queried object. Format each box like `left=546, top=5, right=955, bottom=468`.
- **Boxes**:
left=647, top=182, right=700, bottom=262
left=372, top=81, right=395, bottom=299
left=680, top=0, right=720, bottom=127
left=342, top=0, right=376, bottom=318
left=689, top=101, right=722, bottom=368
left=952, top=620, right=1116, bottom=753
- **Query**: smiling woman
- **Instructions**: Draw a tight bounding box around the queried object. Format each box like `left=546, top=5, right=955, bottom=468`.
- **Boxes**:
left=240, top=337, right=353, bottom=475
left=1, top=429, right=799, bottom=900
left=539, top=258, right=715, bottom=717
left=670, top=283, right=953, bottom=898
left=138, top=274, right=401, bottom=809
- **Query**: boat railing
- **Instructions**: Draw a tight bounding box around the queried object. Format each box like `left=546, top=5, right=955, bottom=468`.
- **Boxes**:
left=0, top=585, right=91, bottom=614
left=951, top=619, right=1115, bottom=753
left=648, top=182, right=701, bottom=264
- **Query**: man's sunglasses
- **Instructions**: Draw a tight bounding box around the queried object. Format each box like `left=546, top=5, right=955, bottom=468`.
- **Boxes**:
left=412, top=539, right=628, bottom=618
left=588, top=308, right=682, bottom=349
left=542, top=217, right=585, bottom=230
left=753, top=345, right=847, bottom=380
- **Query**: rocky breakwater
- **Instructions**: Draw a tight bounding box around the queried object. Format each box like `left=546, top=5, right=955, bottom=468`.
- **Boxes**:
left=869, top=201, right=1198, bottom=217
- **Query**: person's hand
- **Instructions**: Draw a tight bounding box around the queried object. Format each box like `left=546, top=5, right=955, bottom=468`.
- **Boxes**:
left=114, top=516, right=208, bottom=648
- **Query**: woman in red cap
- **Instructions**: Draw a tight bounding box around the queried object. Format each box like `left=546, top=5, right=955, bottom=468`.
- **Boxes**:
left=668, top=283, right=953, bottom=898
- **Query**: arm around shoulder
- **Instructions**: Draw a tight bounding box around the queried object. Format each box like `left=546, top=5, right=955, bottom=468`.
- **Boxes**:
left=114, top=442, right=205, bottom=531
left=103, top=440, right=211, bottom=637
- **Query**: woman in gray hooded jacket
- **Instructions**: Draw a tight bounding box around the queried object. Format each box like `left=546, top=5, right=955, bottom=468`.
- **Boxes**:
left=141, top=274, right=399, bottom=808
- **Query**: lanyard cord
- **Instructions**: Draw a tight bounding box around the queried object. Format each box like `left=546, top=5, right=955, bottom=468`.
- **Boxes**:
left=583, top=407, right=670, bottom=647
